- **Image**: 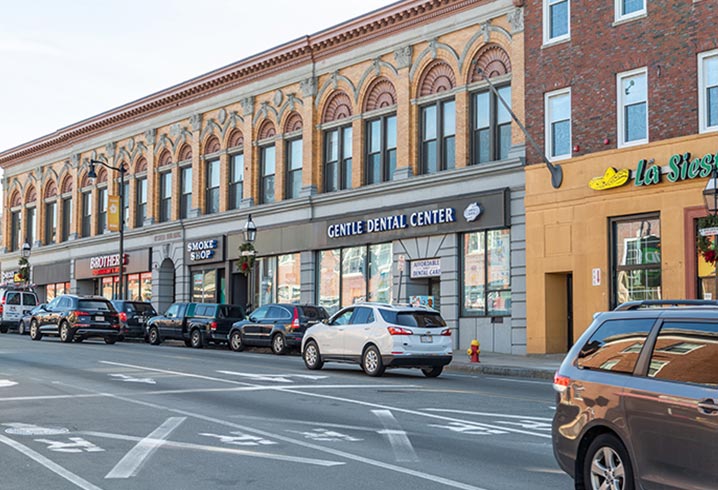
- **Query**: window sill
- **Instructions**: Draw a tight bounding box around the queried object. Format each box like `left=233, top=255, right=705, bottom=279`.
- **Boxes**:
left=542, top=37, right=570, bottom=49
left=612, top=12, right=647, bottom=27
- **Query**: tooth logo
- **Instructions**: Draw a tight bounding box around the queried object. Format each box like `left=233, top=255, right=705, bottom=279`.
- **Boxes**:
left=463, top=202, right=482, bottom=222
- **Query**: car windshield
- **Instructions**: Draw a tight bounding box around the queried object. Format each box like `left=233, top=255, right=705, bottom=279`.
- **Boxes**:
left=219, top=305, right=245, bottom=319
left=130, top=303, right=156, bottom=315
left=78, top=300, right=113, bottom=311
left=379, top=310, right=446, bottom=328
left=300, top=306, right=329, bottom=321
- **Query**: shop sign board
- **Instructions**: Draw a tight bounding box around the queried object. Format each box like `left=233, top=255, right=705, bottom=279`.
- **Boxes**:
left=185, top=237, right=224, bottom=264
left=410, top=258, right=441, bottom=278
left=589, top=151, right=718, bottom=191
left=75, top=250, right=151, bottom=279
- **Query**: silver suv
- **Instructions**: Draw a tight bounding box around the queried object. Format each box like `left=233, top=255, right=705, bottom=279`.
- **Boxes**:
left=552, top=300, right=718, bottom=490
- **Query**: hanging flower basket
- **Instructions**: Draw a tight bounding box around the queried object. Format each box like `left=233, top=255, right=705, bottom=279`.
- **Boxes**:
left=235, top=242, right=256, bottom=276
left=697, top=214, right=718, bottom=264
left=17, top=257, right=29, bottom=282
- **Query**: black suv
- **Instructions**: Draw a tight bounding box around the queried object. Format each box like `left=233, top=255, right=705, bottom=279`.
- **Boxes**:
left=111, top=300, right=157, bottom=340
left=228, top=304, right=328, bottom=354
left=553, top=300, right=718, bottom=490
left=146, top=302, right=246, bottom=348
left=29, top=294, right=121, bottom=344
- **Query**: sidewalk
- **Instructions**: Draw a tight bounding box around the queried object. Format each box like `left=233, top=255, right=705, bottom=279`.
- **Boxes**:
left=446, top=350, right=564, bottom=380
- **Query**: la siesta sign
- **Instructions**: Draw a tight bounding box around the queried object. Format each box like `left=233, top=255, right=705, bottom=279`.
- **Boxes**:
left=589, top=152, right=717, bottom=190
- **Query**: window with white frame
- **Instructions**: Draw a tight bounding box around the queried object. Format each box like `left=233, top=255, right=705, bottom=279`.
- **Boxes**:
left=617, top=68, right=648, bottom=147
left=615, top=0, right=645, bottom=22
left=699, top=50, right=718, bottom=133
left=543, top=0, right=569, bottom=44
left=545, top=88, right=571, bottom=160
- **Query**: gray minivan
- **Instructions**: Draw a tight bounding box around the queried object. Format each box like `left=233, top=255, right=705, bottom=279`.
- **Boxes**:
left=552, top=300, right=718, bottom=490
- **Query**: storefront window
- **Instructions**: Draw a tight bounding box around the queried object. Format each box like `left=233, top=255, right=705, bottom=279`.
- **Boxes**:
left=192, top=269, right=218, bottom=303
left=127, top=272, right=153, bottom=301
left=318, top=249, right=340, bottom=314
left=369, top=243, right=392, bottom=303
left=463, top=229, right=511, bottom=316
left=258, top=258, right=275, bottom=306
left=342, top=246, right=367, bottom=306
left=45, top=282, right=71, bottom=301
left=102, top=277, right=117, bottom=299
left=611, top=215, right=661, bottom=308
left=277, top=254, right=301, bottom=303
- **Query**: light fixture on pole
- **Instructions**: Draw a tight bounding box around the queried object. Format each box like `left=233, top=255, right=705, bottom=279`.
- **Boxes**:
left=19, top=242, right=31, bottom=285
left=89, top=159, right=127, bottom=300
left=244, top=214, right=257, bottom=243
left=703, top=166, right=718, bottom=298
left=243, top=214, right=257, bottom=311
left=21, top=242, right=31, bottom=259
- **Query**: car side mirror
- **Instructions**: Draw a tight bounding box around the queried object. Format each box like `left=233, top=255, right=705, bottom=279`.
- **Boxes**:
left=248, top=315, right=256, bottom=322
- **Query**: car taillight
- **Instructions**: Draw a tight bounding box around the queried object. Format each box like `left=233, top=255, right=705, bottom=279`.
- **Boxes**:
left=289, top=308, right=300, bottom=331
left=387, top=326, right=413, bottom=335
left=118, top=312, right=127, bottom=322
left=210, top=321, right=218, bottom=331
left=553, top=372, right=571, bottom=393
left=440, top=328, right=452, bottom=336
left=73, top=311, right=90, bottom=317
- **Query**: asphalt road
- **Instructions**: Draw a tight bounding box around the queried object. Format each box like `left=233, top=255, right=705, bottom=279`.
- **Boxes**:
left=0, top=333, right=572, bottom=490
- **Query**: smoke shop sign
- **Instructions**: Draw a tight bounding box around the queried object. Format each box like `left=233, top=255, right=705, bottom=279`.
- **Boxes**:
left=589, top=152, right=717, bottom=191
left=185, top=237, right=224, bottom=264
left=328, top=208, right=456, bottom=239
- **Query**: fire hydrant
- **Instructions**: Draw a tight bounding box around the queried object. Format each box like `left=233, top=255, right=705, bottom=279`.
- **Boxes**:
left=466, top=339, right=480, bottom=363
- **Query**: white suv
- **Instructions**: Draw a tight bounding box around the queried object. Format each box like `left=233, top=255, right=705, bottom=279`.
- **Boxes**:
left=301, top=303, right=453, bottom=377
left=0, top=287, right=39, bottom=334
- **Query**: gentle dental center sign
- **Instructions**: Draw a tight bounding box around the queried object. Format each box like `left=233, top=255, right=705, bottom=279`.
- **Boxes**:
left=328, top=207, right=456, bottom=239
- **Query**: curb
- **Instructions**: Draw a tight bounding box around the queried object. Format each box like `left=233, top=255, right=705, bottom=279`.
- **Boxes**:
left=446, top=362, right=555, bottom=380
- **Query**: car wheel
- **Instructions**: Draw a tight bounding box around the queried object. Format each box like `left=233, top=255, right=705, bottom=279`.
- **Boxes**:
left=104, top=337, right=116, bottom=345
left=30, top=321, right=42, bottom=341
left=229, top=331, right=245, bottom=352
left=148, top=327, right=161, bottom=345
left=271, top=333, right=286, bottom=355
left=303, top=341, right=324, bottom=370
left=582, top=433, right=634, bottom=490
left=18, top=322, right=25, bottom=335
left=59, top=322, right=73, bottom=343
left=421, top=366, right=443, bottom=378
left=362, top=345, right=385, bottom=377
left=190, top=329, right=204, bottom=349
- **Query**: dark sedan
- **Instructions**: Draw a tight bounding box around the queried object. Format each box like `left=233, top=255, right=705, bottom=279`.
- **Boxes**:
left=228, top=304, right=328, bottom=354
left=29, top=294, right=121, bottom=344
left=111, top=300, right=157, bottom=340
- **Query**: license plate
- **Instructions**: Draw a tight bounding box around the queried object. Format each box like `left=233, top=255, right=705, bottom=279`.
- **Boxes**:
left=420, top=335, right=433, bottom=343
left=95, top=315, right=105, bottom=322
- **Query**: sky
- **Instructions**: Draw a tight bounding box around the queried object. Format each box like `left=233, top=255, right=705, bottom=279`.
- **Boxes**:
left=0, top=0, right=394, bottom=153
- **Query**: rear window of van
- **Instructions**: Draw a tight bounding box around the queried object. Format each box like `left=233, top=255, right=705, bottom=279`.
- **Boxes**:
left=379, top=310, right=446, bottom=328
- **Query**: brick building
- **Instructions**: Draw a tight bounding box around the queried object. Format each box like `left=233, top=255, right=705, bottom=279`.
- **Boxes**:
left=523, top=0, right=718, bottom=352
left=0, top=0, right=529, bottom=354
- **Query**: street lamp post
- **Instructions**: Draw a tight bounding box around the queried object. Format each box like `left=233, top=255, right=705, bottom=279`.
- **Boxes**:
left=703, top=165, right=718, bottom=298
left=89, top=159, right=127, bottom=300
left=20, top=242, right=31, bottom=286
left=243, top=214, right=257, bottom=311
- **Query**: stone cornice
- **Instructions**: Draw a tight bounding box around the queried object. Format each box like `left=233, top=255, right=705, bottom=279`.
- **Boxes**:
left=0, top=0, right=485, bottom=168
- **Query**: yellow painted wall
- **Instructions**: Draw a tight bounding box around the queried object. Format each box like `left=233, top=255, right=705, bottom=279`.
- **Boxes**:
left=526, top=132, right=718, bottom=353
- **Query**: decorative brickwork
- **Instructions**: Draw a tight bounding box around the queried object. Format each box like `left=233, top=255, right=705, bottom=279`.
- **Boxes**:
left=257, top=120, right=276, bottom=140
left=177, top=144, right=192, bottom=162
left=158, top=149, right=172, bottom=167
left=10, top=190, right=21, bottom=208
left=322, top=90, right=353, bottom=123
left=469, top=44, right=511, bottom=82
left=418, top=60, right=456, bottom=96
left=363, top=78, right=397, bottom=111
left=283, top=112, right=303, bottom=133
left=44, top=180, right=57, bottom=199
left=203, top=135, right=221, bottom=154
left=227, top=129, right=244, bottom=148
left=134, top=156, right=148, bottom=173
left=25, top=185, right=36, bottom=203
left=61, top=175, right=73, bottom=194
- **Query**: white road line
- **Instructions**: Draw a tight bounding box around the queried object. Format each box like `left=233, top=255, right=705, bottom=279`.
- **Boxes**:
left=62, top=380, right=489, bottom=490
left=105, top=417, right=185, bottom=479
left=423, top=409, right=553, bottom=421
left=100, top=361, right=258, bottom=386
left=0, top=434, right=104, bottom=490
left=0, top=380, right=18, bottom=388
left=277, top=388, right=551, bottom=439
left=372, top=410, right=418, bottom=463
left=82, top=431, right=343, bottom=466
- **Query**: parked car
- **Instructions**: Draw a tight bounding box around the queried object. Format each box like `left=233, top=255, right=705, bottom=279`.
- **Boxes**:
left=28, top=294, right=121, bottom=344
left=146, top=302, right=245, bottom=348
left=111, top=300, right=157, bottom=340
left=552, top=299, right=718, bottom=490
left=301, top=303, right=452, bottom=377
left=18, top=303, right=45, bottom=335
left=228, top=303, right=329, bottom=354
left=0, top=287, right=38, bottom=333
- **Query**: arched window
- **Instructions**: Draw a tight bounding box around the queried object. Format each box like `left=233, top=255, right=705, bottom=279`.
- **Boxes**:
left=322, top=91, right=353, bottom=192
left=203, top=136, right=221, bottom=215
left=60, top=175, right=73, bottom=242
left=227, top=130, right=244, bottom=210
left=284, top=113, right=303, bottom=199
left=363, top=78, right=398, bottom=184
left=417, top=60, right=457, bottom=174
left=469, top=44, right=513, bottom=164
left=44, top=180, right=58, bottom=245
left=258, top=120, right=277, bottom=204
